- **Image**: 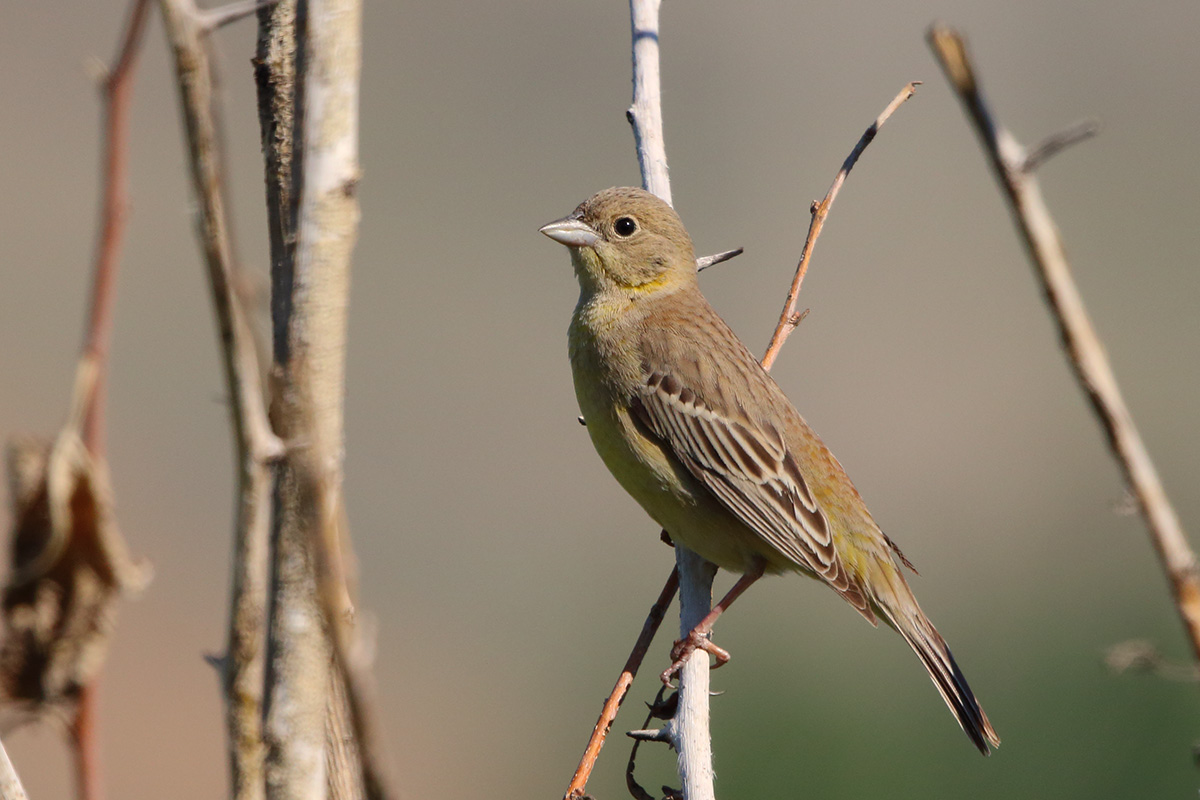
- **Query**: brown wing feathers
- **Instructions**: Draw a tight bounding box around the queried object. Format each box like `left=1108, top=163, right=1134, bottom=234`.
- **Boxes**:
left=635, top=369, right=875, bottom=621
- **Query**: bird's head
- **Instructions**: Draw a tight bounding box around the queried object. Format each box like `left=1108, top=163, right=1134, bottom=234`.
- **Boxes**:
left=540, top=187, right=697, bottom=296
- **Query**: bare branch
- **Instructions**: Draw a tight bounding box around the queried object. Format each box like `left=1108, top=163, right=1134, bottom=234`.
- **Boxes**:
left=694, top=247, right=743, bottom=273
left=72, top=3, right=153, bottom=798
left=156, top=0, right=284, bottom=797
left=259, top=0, right=394, bottom=797
left=1106, top=639, right=1200, bottom=683
left=760, top=82, right=919, bottom=371
left=79, top=0, right=152, bottom=454
left=665, top=551, right=717, bottom=800
left=1020, top=118, right=1099, bottom=173
left=624, top=686, right=672, bottom=800
left=628, top=0, right=671, bottom=206
left=253, top=3, right=331, bottom=798
left=929, top=23, right=1200, bottom=663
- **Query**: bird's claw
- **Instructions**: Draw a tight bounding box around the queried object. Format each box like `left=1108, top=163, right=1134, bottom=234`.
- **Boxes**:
left=659, top=630, right=731, bottom=687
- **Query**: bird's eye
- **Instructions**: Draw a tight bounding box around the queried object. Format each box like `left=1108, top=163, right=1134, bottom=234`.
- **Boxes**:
left=613, top=216, right=638, bottom=237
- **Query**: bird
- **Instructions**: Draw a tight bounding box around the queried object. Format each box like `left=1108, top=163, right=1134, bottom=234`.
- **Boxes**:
left=539, top=186, right=999, bottom=755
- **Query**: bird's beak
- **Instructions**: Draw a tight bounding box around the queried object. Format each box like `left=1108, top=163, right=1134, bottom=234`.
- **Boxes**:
left=539, top=216, right=600, bottom=249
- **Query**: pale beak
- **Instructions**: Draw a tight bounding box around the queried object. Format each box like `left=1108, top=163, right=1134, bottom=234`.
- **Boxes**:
left=539, top=216, right=600, bottom=248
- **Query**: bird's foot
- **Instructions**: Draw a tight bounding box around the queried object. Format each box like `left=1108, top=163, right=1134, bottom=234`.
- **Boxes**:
left=659, top=630, right=730, bottom=687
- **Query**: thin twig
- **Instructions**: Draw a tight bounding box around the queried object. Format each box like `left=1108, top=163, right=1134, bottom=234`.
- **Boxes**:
left=625, top=686, right=672, bottom=800
left=1105, top=639, right=1200, bottom=683
left=760, top=81, right=919, bottom=371
left=80, top=0, right=152, bottom=458
left=156, top=1, right=283, bottom=798
left=69, top=682, right=102, bottom=800
left=695, top=247, right=743, bottom=273
left=73, top=4, right=153, bottom=799
left=1021, top=118, right=1099, bottom=173
left=563, top=567, right=678, bottom=800
left=928, top=23, right=1200, bottom=662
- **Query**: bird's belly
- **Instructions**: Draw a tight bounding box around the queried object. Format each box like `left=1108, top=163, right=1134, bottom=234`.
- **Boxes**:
left=572, top=370, right=779, bottom=575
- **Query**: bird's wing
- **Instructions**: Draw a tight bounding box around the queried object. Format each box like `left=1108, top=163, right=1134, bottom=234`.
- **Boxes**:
left=632, top=370, right=875, bottom=622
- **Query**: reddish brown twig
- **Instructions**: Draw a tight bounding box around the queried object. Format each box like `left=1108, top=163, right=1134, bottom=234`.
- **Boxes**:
left=563, top=566, right=679, bottom=800
left=68, top=682, right=102, bottom=800
left=928, top=24, right=1200, bottom=662
left=80, top=0, right=152, bottom=458
left=761, top=82, right=920, bottom=371
left=72, top=3, right=153, bottom=799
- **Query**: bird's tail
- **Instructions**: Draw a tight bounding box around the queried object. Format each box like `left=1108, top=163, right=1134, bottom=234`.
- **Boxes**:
left=873, top=580, right=1000, bottom=755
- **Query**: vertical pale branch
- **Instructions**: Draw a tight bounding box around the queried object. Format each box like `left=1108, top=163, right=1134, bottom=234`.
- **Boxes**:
left=263, top=476, right=330, bottom=800
left=665, top=551, right=716, bottom=800
left=286, top=5, right=395, bottom=794
left=156, top=2, right=283, bottom=799
left=259, top=0, right=388, bottom=798
left=256, top=1, right=331, bottom=797
left=626, top=2, right=715, bottom=797
left=928, top=24, right=1200, bottom=663
left=628, top=0, right=671, bottom=206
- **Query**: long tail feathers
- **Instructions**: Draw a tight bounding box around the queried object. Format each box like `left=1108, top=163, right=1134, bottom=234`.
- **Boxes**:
left=879, top=601, right=1000, bottom=755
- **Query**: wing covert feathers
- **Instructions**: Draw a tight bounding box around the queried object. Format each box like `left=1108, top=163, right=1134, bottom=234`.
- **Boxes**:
left=634, top=367, right=875, bottom=623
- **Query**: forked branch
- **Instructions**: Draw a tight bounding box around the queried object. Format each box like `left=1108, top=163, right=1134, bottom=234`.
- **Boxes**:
left=928, top=23, right=1200, bottom=662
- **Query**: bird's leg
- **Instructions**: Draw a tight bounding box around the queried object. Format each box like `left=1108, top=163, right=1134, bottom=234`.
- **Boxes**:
left=660, top=560, right=766, bottom=686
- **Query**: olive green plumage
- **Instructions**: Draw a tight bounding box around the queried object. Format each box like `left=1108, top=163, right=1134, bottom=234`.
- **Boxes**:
left=542, top=186, right=998, bottom=754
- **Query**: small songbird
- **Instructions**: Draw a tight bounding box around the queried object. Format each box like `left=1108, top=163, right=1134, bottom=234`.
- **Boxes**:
left=540, top=187, right=999, bottom=754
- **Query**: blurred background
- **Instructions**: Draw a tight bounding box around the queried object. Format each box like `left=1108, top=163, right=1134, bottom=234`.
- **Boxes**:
left=2, top=1, right=1199, bottom=797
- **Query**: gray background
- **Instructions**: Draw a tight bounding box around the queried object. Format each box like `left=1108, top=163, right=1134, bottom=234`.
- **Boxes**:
left=1, top=1, right=1198, bottom=797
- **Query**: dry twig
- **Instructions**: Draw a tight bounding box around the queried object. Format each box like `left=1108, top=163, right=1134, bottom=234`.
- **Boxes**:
left=79, top=0, right=152, bottom=456
left=156, top=1, right=283, bottom=797
left=928, top=24, right=1200, bottom=662
left=1105, top=639, right=1200, bottom=683
left=694, top=248, right=743, bottom=273
left=760, top=82, right=920, bottom=371
left=2, top=4, right=153, bottom=800
left=73, top=11, right=155, bottom=797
